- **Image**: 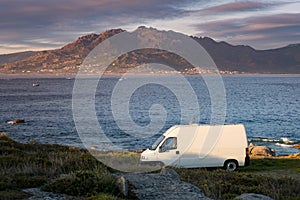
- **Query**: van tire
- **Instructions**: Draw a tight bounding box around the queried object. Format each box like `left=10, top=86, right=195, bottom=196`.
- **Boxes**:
left=224, top=160, right=238, bottom=172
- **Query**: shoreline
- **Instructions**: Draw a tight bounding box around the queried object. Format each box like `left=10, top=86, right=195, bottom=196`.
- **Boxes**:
left=1, top=134, right=299, bottom=199
left=0, top=72, right=300, bottom=79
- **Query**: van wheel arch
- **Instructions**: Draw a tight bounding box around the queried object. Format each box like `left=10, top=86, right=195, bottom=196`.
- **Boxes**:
left=224, top=159, right=239, bottom=172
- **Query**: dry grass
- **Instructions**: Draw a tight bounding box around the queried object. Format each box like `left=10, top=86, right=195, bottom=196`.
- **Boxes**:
left=0, top=134, right=123, bottom=199
left=1, top=133, right=299, bottom=200
left=175, top=158, right=300, bottom=200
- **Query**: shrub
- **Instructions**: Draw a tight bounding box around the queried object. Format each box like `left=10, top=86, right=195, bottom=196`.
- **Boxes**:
left=42, top=170, right=118, bottom=196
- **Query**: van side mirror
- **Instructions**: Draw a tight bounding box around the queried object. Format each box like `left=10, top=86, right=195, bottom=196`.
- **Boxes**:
left=159, top=146, right=162, bottom=153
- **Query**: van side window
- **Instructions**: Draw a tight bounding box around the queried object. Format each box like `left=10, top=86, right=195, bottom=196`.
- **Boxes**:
left=160, top=137, right=177, bottom=152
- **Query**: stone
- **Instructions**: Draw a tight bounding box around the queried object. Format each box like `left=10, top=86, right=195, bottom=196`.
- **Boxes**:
left=0, top=132, right=8, bottom=137
left=13, top=119, right=25, bottom=124
left=116, top=176, right=128, bottom=196
left=115, top=172, right=211, bottom=200
left=22, top=188, right=70, bottom=200
left=235, top=193, right=274, bottom=200
left=286, top=152, right=300, bottom=158
left=293, top=143, right=300, bottom=149
left=29, top=139, right=37, bottom=143
left=160, top=167, right=180, bottom=181
left=249, top=145, right=275, bottom=157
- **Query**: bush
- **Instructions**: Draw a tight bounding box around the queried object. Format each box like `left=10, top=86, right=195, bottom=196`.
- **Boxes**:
left=42, top=170, right=118, bottom=197
left=176, top=167, right=300, bottom=200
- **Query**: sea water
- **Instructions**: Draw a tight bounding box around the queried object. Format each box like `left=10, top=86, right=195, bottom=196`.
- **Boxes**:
left=0, top=75, right=299, bottom=155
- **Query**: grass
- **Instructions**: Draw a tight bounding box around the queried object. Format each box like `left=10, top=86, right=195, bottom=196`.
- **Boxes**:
left=241, top=158, right=300, bottom=173
left=1, top=133, right=299, bottom=200
left=175, top=158, right=300, bottom=200
left=0, top=133, right=124, bottom=199
left=93, top=150, right=162, bottom=173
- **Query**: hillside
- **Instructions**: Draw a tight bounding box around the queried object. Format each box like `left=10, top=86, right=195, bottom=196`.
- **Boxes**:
left=0, top=28, right=299, bottom=74
left=194, top=37, right=300, bottom=73
left=0, top=51, right=37, bottom=65
left=0, top=29, right=124, bottom=74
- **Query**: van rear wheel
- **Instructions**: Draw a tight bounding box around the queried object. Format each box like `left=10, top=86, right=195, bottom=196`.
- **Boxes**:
left=224, top=160, right=238, bottom=172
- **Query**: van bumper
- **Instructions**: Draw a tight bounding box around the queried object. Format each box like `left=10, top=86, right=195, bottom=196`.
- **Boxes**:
left=244, top=156, right=250, bottom=166
left=139, top=161, right=165, bottom=167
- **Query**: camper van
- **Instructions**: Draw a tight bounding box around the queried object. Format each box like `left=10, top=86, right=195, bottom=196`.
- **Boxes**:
left=140, top=124, right=250, bottom=171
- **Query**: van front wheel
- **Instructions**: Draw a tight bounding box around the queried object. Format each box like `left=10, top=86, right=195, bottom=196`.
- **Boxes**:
left=224, top=160, right=238, bottom=172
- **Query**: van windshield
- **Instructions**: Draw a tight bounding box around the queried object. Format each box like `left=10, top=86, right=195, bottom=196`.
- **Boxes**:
left=150, top=135, right=165, bottom=150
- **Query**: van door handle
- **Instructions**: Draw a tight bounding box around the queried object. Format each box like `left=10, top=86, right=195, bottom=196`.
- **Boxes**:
left=176, top=151, right=180, bottom=154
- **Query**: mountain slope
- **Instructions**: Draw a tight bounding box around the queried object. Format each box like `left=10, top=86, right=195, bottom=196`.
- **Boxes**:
left=0, top=51, right=37, bottom=65
left=0, top=29, right=124, bottom=74
left=0, top=28, right=299, bottom=74
left=193, top=37, right=300, bottom=73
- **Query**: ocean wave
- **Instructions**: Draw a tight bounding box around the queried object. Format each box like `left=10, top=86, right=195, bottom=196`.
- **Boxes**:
left=280, top=137, right=295, bottom=144
left=249, top=137, right=298, bottom=144
left=275, top=143, right=295, bottom=148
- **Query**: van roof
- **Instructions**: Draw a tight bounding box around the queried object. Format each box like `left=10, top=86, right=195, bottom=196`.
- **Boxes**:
left=172, top=124, right=244, bottom=128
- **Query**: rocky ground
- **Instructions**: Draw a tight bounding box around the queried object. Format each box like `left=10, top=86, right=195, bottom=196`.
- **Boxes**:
left=114, top=168, right=277, bottom=200
left=115, top=168, right=212, bottom=200
left=0, top=133, right=299, bottom=200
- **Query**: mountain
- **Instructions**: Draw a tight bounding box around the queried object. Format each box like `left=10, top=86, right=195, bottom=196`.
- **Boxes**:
left=0, top=29, right=124, bottom=74
left=0, top=28, right=299, bottom=74
left=0, top=51, right=37, bottom=65
left=193, top=37, right=300, bottom=73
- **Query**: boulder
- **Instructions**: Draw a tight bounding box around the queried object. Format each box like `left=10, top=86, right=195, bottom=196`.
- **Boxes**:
left=235, top=193, right=274, bottom=200
left=116, top=176, right=128, bottom=196
left=293, top=143, right=300, bottom=149
left=160, top=167, right=180, bottom=181
left=115, top=170, right=211, bottom=200
left=0, top=132, right=8, bottom=137
left=13, top=119, right=25, bottom=124
left=286, top=153, right=300, bottom=158
left=249, top=144, right=275, bottom=157
left=29, top=139, right=37, bottom=143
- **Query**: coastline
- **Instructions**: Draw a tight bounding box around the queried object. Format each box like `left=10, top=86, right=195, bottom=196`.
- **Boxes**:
left=0, top=72, right=300, bottom=79
left=1, top=133, right=299, bottom=199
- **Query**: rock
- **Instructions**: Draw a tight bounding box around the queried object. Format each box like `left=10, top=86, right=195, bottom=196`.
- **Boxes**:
left=293, top=143, right=300, bottom=149
left=29, top=139, right=37, bottom=143
left=160, top=168, right=180, bottom=181
left=22, top=188, right=71, bottom=200
left=6, top=119, right=26, bottom=124
left=0, top=132, right=8, bottom=137
left=13, top=119, right=25, bottom=124
left=249, top=145, right=275, bottom=157
left=115, top=171, right=211, bottom=200
left=235, top=193, right=274, bottom=200
left=286, top=153, right=300, bottom=158
left=116, top=176, right=128, bottom=196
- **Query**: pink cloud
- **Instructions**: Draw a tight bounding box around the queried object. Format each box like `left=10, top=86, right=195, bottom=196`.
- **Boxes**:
left=195, top=13, right=300, bottom=49
left=202, top=1, right=267, bottom=13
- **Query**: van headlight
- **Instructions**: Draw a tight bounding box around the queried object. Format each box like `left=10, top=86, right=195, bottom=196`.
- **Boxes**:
left=141, top=156, right=147, bottom=160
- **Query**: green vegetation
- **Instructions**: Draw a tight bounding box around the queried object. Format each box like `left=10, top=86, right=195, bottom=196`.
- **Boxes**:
left=241, top=158, right=300, bottom=173
left=175, top=158, right=300, bottom=200
left=0, top=133, right=123, bottom=199
left=93, top=151, right=162, bottom=173
left=1, top=133, right=299, bottom=200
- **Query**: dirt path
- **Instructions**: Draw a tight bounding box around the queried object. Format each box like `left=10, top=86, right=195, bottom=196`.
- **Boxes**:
left=115, top=168, right=212, bottom=200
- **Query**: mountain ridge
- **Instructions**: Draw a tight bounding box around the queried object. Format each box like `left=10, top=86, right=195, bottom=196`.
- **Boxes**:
left=0, top=28, right=299, bottom=74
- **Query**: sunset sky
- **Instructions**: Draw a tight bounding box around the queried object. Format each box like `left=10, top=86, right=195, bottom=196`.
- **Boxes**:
left=0, top=0, right=299, bottom=54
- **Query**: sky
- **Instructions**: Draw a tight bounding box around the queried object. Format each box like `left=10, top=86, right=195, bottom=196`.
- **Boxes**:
left=0, top=0, right=299, bottom=54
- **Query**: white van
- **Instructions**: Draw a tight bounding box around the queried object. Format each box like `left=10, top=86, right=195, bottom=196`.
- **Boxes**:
left=140, top=124, right=250, bottom=171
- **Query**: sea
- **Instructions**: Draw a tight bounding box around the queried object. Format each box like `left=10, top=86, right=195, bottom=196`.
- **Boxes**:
left=0, top=74, right=299, bottom=155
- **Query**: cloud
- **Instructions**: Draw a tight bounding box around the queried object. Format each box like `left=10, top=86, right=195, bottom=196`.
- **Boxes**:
left=194, top=13, right=300, bottom=49
left=201, top=1, right=268, bottom=13
left=0, top=0, right=299, bottom=53
left=0, top=0, right=196, bottom=53
left=0, top=0, right=191, bottom=32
